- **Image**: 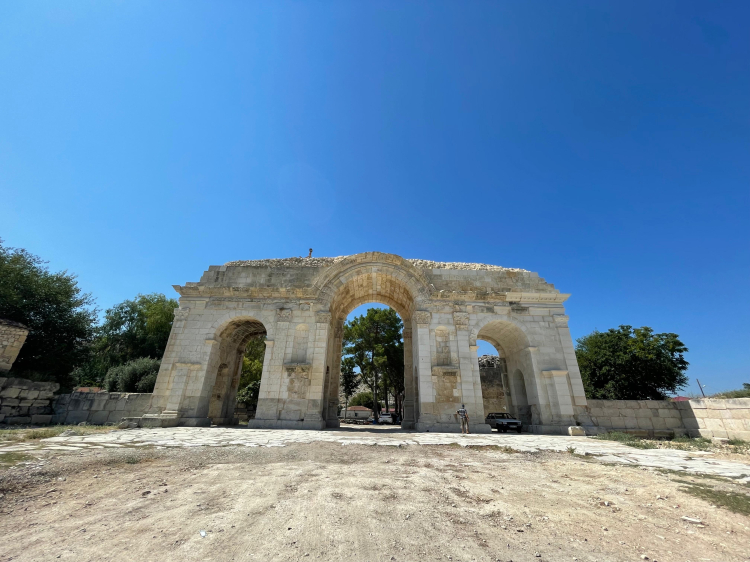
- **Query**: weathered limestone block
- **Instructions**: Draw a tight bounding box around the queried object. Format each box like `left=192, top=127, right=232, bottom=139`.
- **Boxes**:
left=0, top=387, right=21, bottom=399
left=637, top=418, right=654, bottom=430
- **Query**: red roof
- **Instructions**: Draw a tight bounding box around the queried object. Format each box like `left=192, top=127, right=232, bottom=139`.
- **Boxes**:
left=671, top=396, right=690, bottom=402
left=346, top=406, right=372, bottom=411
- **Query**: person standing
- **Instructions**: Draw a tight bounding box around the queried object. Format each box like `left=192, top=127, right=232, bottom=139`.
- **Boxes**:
left=457, top=404, right=470, bottom=434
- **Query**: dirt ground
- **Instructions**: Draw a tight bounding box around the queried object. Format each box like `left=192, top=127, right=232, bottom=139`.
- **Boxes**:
left=1, top=443, right=748, bottom=562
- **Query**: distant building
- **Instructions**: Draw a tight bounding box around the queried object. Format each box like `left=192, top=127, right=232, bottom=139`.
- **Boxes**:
left=342, top=406, right=372, bottom=419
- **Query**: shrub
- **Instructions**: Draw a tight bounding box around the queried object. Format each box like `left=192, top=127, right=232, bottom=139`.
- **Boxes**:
left=103, top=357, right=160, bottom=393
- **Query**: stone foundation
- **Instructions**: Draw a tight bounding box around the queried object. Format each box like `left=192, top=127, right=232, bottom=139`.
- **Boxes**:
left=0, top=377, right=58, bottom=424
left=52, top=390, right=153, bottom=425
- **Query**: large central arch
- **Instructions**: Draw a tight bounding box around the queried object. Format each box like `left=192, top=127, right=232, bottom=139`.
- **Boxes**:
left=316, top=255, right=428, bottom=428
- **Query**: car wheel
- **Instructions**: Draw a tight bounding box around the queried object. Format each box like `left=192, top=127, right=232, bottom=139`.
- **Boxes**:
left=516, top=427, right=522, bottom=433
left=502, top=427, right=507, bottom=433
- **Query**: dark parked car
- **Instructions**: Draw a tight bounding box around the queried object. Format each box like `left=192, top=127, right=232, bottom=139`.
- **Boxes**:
left=485, top=412, right=523, bottom=433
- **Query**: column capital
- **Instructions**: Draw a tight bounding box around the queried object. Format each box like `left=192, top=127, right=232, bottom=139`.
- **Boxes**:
left=414, top=310, right=431, bottom=326
left=316, top=311, right=332, bottom=324
left=276, top=308, right=292, bottom=322
left=453, top=312, right=469, bottom=330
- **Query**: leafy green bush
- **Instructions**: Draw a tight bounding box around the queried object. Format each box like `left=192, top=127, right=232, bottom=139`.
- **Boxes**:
left=236, top=380, right=261, bottom=407
left=103, top=357, right=160, bottom=393
left=710, top=383, right=750, bottom=399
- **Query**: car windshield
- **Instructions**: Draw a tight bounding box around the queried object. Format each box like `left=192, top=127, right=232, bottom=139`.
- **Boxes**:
left=496, top=413, right=513, bottom=419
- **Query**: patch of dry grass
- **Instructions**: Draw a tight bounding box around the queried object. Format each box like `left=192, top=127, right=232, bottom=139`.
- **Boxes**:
left=0, top=425, right=115, bottom=443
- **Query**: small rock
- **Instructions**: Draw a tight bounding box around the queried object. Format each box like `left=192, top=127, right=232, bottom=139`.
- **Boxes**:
left=681, top=516, right=703, bottom=524
left=200, top=530, right=206, bottom=538
left=142, top=491, right=151, bottom=496
left=117, top=420, right=130, bottom=429
left=78, top=422, right=88, bottom=426
left=534, top=554, right=541, bottom=558
left=640, top=556, right=649, bottom=561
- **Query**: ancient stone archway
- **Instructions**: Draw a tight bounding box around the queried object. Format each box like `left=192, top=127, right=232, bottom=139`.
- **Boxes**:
left=143, top=252, right=588, bottom=434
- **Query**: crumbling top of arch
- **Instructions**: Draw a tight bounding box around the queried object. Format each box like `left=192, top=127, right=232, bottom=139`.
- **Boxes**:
left=177, top=252, right=565, bottom=304
left=224, top=254, right=528, bottom=272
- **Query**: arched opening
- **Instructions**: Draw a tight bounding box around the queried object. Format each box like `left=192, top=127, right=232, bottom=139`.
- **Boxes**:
left=320, top=264, right=421, bottom=430
left=476, top=320, right=534, bottom=427
left=338, top=303, right=405, bottom=428
left=207, top=317, right=267, bottom=425
left=475, top=338, right=510, bottom=418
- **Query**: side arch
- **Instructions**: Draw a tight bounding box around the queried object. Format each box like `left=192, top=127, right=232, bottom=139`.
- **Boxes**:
left=476, top=318, right=543, bottom=426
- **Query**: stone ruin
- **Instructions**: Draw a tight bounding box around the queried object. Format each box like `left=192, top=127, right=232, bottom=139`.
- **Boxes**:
left=140, top=252, right=588, bottom=433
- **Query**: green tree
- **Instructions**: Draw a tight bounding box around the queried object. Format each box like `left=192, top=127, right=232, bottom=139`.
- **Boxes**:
left=575, top=325, right=689, bottom=400
left=349, top=390, right=378, bottom=410
left=0, top=240, right=97, bottom=389
left=340, top=356, right=360, bottom=416
left=342, top=307, right=403, bottom=418
left=103, top=357, right=161, bottom=393
left=85, top=293, right=178, bottom=382
left=236, top=335, right=266, bottom=412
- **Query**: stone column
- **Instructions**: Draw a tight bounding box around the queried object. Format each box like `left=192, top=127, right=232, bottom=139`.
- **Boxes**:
left=324, top=323, right=343, bottom=427
left=302, top=312, right=331, bottom=429
left=252, top=309, right=292, bottom=424
left=553, top=315, right=587, bottom=407
left=414, top=311, right=435, bottom=430
left=454, top=312, right=491, bottom=433
left=542, top=370, right=576, bottom=426
left=401, top=324, right=416, bottom=429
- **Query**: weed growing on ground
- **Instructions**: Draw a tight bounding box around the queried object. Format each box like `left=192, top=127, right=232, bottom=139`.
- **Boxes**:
left=0, top=425, right=115, bottom=443
left=678, top=482, right=750, bottom=516
left=566, top=446, right=576, bottom=454
left=0, top=452, right=31, bottom=468
left=591, top=432, right=657, bottom=449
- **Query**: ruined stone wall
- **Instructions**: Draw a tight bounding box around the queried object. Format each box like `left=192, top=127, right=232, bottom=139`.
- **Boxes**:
left=478, top=356, right=508, bottom=417
left=479, top=367, right=507, bottom=416
left=0, top=377, right=58, bottom=424
left=52, top=391, right=152, bottom=425
left=0, top=319, right=29, bottom=373
left=585, top=398, right=750, bottom=440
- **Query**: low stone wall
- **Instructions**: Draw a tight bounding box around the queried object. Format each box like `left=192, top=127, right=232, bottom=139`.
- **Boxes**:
left=0, top=377, right=59, bottom=424
left=676, top=399, right=750, bottom=441
left=52, top=391, right=153, bottom=425
left=585, top=398, right=750, bottom=440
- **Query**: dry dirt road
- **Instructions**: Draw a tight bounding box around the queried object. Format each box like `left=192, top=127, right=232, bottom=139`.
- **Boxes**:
left=1, top=443, right=748, bottom=562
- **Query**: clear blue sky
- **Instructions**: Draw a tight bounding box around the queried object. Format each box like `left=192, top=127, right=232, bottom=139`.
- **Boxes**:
left=1, top=2, right=748, bottom=395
